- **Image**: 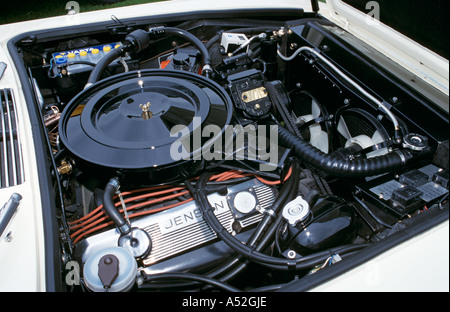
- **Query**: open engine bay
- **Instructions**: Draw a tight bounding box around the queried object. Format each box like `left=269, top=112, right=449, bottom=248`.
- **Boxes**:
left=12, top=8, right=449, bottom=292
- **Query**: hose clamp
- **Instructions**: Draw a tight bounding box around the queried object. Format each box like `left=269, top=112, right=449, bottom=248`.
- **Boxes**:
left=108, top=177, right=121, bottom=192
left=264, top=208, right=276, bottom=219
left=202, top=64, right=212, bottom=74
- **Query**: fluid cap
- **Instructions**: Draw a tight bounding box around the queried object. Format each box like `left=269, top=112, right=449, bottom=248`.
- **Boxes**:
left=403, top=133, right=429, bottom=151
left=55, top=55, right=68, bottom=65
left=173, top=53, right=190, bottom=67
left=118, top=227, right=152, bottom=259
left=83, top=247, right=137, bottom=292
left=282, top=196, right=310, bottom=226
left=98, top=254, right=119, bottom=289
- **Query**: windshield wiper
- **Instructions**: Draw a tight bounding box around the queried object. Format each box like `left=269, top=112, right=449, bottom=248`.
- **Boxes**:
left=0, top=62, right=6, bottom=80
left=0, top=193, right=22, bottom=238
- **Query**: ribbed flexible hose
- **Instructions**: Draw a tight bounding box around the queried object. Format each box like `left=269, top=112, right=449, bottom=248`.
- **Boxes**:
left=278, top=126, right=412, bottom=177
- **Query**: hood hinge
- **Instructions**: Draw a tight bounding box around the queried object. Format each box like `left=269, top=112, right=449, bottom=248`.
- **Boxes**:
left=311, top=0, right=320, bottom=14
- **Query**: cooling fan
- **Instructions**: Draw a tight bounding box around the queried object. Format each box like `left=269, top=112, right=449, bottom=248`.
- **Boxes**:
left=336, top=108, right=391, bottom=159
left=293, top=91, right=332, bottom=154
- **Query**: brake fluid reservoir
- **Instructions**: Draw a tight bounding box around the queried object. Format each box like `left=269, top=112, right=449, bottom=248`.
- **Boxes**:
left=83, top=246, right=137, bottom=292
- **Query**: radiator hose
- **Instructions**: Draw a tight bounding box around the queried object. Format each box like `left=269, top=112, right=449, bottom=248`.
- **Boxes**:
left=278, top=125, right=415, bottom=178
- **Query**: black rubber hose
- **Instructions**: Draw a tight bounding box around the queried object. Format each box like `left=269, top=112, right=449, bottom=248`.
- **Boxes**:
left=86, top=47, right=124, bottom=86
left=195, top=171, right=369, bottom=271
left=196, top=173, right=286, bottom=266
left=217, top=164, right=301, bottom=281
left=87, top=27, right=212, bottom=85
left=102, top=178, right=131, bottom=235
left=163, top=27, right=211, bottom=76
left=140, top=272, right=241, bottom=292
left=178, top=165, right=298, bottom=285
left=246, top=164, right=299, bottom=246
left=278, top=126, right=413, bottom=178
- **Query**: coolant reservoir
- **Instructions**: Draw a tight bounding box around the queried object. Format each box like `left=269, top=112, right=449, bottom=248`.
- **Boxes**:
left=83, top=246, right=137, bottom=292
left=282, top=196, right=357, bottom=256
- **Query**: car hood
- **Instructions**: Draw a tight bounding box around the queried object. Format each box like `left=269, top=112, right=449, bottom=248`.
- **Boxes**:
left=322, top=0, right=449, bottom=98
left=328, top=0, right=449, bottom=59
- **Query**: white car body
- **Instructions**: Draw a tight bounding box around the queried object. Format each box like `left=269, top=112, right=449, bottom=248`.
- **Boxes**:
left=0, top=0, right=448, bottom=292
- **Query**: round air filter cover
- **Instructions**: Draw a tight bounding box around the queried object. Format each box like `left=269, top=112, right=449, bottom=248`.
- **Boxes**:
left=59, top=70, right=233, bottom=185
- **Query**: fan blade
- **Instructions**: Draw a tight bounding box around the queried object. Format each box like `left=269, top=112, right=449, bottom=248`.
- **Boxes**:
left=311, top=99, right=321, bottom=119
left=337, top=116, right=352, bottom=140
left=309, top=124, right=329, bottom=154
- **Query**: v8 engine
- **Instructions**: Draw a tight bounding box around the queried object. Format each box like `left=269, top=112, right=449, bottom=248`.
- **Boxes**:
left=15, top=10, right=449, bottom=292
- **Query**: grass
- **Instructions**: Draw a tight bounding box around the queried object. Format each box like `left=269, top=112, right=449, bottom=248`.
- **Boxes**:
left=0, top=0, right=164, bottom=25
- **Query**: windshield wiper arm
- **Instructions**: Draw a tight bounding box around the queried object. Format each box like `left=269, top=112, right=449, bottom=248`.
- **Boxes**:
left=0, top=62, right=6, bottom=80
left=0, top=193, right=22, bottom=238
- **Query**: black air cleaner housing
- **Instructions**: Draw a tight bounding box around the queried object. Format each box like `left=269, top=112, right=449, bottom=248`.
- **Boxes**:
left=59, top=70, right=233, bottom=186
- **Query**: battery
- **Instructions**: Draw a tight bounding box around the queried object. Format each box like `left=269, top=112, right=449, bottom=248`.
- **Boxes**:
left=51, top=42, right=123, bottom=75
